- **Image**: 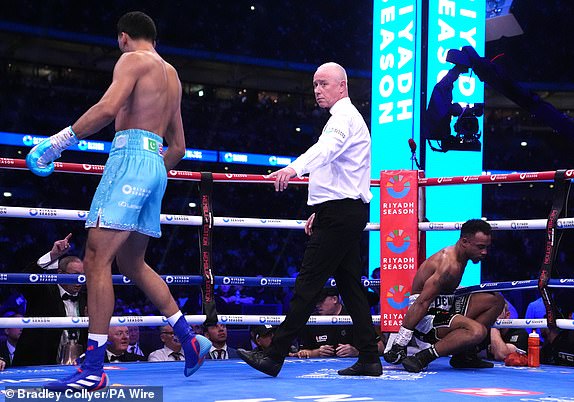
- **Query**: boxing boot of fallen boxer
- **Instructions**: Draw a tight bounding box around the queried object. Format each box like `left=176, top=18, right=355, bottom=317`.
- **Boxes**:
left=383, top=326, right=411, bottom=364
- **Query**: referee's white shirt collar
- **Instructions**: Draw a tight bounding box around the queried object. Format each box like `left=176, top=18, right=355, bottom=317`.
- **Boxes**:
left=328, top=97, right=351, bottom=115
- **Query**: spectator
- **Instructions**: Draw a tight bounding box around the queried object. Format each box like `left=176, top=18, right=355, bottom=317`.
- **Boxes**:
left=0, top=290, right=27, bottom=317
left=148, top=325, right=184, bottom=362
left=540, top=310, right=574, bottom=367
left=214, top=285, right=254, bottom=315
left=251, top=325, right=275, bottom=352
left=0, top=312, right=23, bottom=369
left=291, top=289, right=358, bottom=359
left=487, top=301, right=528, bottom=361
left=525, top=297, right=546, bottom=343
left=127, top=326, right=146, bottom=359
left=105, top=326, right=145, bottom=363
left=204, top=324, right=239, bottom=359
left=191, top=324, right=205, bottom=336
left=13, top=235, right=88, bottom=366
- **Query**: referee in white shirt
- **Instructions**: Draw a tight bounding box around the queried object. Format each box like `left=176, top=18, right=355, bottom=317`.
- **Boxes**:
left=238, top=62, right=381, bottom=377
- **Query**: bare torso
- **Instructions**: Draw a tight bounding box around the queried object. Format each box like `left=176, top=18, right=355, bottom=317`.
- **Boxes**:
left=114, top=50, right=180, bottom=140
left=411, top=246, right=465, bottom=295
left=402, top=230, right=491, bottom=332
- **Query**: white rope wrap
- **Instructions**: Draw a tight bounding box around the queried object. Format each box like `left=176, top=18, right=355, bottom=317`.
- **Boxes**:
left=4, top=206, right=574, bottom=231
left=0, top=315, right=572, bottom=330
left=0, top=315, right=363, bottom=328
left=0, top=206, right=381, bottom=230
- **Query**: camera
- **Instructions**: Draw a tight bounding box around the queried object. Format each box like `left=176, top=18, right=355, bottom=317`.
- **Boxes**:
left=448, top=103, right=484, bottom=151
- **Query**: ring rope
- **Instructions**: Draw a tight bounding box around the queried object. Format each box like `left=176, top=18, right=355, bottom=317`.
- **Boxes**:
left=454, top=279, right=574, bottom=295
left=418, top=171, right=570, bottom=186
left=0, top=273, right=381, bottom=288
left=5, top=272, right=574, bottom=292
left=0, top=206, right=380, bottom=231
left=492, top=318, right=574, bottom=329
left=0, top=315, right=572, bottom=330
left=2, top=158, right=573, bottom=186
left=3, top=273, right=573, bottom=292
left=419, top=219, right=574, bottom=231
left=0, top=158, right=377, bottom=186
left=5, top=205, right=574, bottom=232
left=0, top=315, right=368, bottom=328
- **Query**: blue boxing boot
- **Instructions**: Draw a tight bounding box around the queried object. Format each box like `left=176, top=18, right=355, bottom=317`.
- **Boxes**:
left=172, top=315, right=212, bottom=376
left=26, top=126, right=79, bottom=177
left=45, top=339, right=109, bottom=391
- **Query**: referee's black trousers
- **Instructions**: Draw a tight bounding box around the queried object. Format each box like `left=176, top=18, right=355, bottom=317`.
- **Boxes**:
left=268, top=198, right=379, bottom=362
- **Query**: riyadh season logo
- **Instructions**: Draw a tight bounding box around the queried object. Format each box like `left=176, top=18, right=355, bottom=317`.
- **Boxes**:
left=385, top=175, right=411, bottom=199
left=164, top=276, right=190, bottom=284
left=386, top=284, right=410, bottom=310
left=121, top=184, right=150, bottom=197
left=222, top=277, right=245, bottom=285
left=77, top=140, right=88, bottom=151
left=260, top=278, right=283, bottom=286
left=22, top=135, right=34, bottom=146
left=386, top=229, right=411, bottom=254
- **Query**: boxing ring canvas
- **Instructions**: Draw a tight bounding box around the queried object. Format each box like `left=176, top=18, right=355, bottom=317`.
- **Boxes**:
left=1, top=358, right=572, bottom=401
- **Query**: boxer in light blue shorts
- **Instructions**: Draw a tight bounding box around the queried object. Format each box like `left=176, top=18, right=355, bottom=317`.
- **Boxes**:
left=85, top=129, right=167, bottom=238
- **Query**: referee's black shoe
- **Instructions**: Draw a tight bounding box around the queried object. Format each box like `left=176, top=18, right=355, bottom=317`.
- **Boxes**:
left=338, top=360, right=382, bottom=376
left=237, top=349, right=283, bottom=377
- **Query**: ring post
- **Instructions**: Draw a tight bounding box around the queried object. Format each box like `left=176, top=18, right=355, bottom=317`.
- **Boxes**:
left=537, top=169, right=568, bottom=328
left=379, top=170, right=419, bottom=332
left=199, top=172, right=218, bottom=326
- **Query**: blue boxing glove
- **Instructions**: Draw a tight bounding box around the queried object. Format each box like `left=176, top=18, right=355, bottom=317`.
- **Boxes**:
left=26, top=126, right=79, bottom=177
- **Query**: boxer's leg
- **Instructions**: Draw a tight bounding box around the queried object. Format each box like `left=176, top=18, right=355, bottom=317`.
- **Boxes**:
left=116, top=226, right=211, bottom=377
left=116, top=231, right=177, bottom=316
left=84, top=227, right=131, bottom=333
left=403, top=314, right=487, bottom=373
left=45, top=227, right=129, bottom=391
left=464, top=292, right=505, bottom=328
left=449, top=293, right=503, bottom=368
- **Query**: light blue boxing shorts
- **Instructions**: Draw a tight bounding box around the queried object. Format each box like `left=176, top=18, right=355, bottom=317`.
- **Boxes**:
left=85, top=129, right=167, bottom=238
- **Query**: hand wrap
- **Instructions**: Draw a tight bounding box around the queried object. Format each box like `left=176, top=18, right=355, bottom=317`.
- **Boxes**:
left=26, top=126, right=79, bottom=177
